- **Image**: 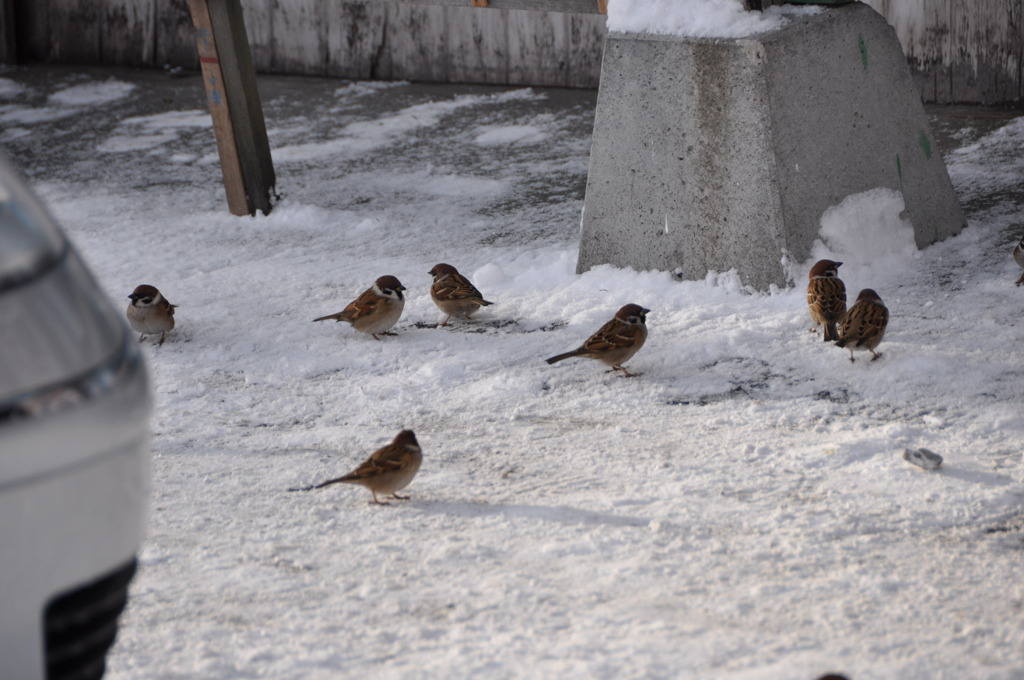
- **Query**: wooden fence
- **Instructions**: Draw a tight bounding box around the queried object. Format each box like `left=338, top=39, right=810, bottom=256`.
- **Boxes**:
left=11, top=0, right=1024, bottom=102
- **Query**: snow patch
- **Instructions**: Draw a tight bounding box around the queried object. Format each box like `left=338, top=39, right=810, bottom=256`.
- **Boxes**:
left=276, top=89, right=545, bottom=163
left=98, top=110, right=212, bottom=153
left=48, top=79, right=136, bottom=107
left=946, top=116, right=1024, bottom=204
left=474, top=124, right=548, bottom=147
left=0, top=105, right=79, bottom=125
left=417, top=174, right=508, bottom=198
left=0, top=77, right=26, bottom=99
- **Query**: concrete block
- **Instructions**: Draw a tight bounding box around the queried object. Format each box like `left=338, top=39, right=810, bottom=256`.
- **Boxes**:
left=578, top=2, right=965, bottom=290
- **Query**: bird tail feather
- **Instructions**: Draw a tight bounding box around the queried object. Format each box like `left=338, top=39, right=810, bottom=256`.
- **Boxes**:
left=312, top=476, right=348, bottom=489
left=546, top=350, right=580, bottom=364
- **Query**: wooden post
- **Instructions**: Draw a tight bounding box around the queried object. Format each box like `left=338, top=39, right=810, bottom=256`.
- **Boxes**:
left=188, top=0, right=276, bottom=216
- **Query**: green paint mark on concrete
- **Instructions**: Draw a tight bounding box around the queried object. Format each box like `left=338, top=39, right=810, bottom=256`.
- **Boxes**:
left=858, top=34, right=868, bottom=69
left=918, top=131, right=933, bottom=159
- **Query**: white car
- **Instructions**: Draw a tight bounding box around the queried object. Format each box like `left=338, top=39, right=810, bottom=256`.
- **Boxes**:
left=0, top=153, right=151, bottom=680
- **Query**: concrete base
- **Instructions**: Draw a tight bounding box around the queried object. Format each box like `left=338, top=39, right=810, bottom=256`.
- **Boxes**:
left=578, top=2, right=965, bottom=290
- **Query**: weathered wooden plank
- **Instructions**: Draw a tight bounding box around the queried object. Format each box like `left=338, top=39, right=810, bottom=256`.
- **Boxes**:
left=269, top=0, right=327, bottom=75
left=102, top=0, right=156, bottom=65
left=47, top=0, right=101, bottom=62
left=446, top=5, right=509, bottom=83
left=380, top=3, right=451, bottom=82
left=946, top=0, right=1023, bottom=102
left=865, top=0, right=1024, bottom=103
left=13, top=0, right=47, bottom=61
left=394, top=0, right=604, bottom=13
left=862, top=0, right=951, bottom=102
left=325, top=1, right=388, bottom=79
left=566, top=12, right=607, bottom=88
left=0, top=0, right=16, bottom=64
left=239, top=0, right=273, bottom=72
left=507, top=9, right=567, bottom=85
left=156, top=0, right=201, bottom=67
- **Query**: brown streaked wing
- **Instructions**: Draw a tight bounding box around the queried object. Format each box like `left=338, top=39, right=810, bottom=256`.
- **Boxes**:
left=808, top=277, right=846, bottom=319
left=434, top=274, right=484, bottom=301
left=582, top=319, right=636, bottom=353
left=339, top=287, right=381, bottom=322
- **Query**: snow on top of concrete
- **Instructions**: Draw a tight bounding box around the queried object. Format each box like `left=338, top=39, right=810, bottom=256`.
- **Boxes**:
left=607, top=0, right=822, bottom=38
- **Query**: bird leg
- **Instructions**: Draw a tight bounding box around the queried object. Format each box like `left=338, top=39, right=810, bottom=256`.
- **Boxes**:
left=870, top=351, right=882, bottom=361
left=391, top=493, right=411, bottom=501
left=369, top=491, right=389, bottom=505
left=158, top=332, right=166, bottom=346
left=1016, top=273, right=1024, bottom=286
left=613, top=365, right=639, bottom=378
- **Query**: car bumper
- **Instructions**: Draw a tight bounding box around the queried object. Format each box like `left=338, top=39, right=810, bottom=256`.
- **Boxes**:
left=0, top=336, right=151, bottom=679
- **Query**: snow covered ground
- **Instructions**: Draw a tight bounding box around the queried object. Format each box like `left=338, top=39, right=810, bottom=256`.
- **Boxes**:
left=3, top=65, right=1023, bottom=679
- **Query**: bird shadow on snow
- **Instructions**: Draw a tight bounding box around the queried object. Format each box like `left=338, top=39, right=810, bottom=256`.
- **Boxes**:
left=411, top=498, right=650, bottom=528
left=931, top=466, right=1015, bottom=487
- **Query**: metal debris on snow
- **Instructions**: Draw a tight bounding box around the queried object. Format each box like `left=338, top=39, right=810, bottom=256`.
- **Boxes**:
left=903, top=447, right=943, bottom=470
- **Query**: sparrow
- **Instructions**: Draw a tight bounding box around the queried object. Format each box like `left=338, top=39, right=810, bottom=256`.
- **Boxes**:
left=546, top=303, right=649, bottom=377
left=806, top=259, right=846, bottom=342
left=126, top=284, right=176, bottom=345
left=313, top=275, right=406, bottom=340
left=309, top=430, right=422, bottom=505
left=836, top=288, right=888, bottom=362
left=428, top=263, right=494, bottom=326
left=1013, top=234, right=1024, bottom=286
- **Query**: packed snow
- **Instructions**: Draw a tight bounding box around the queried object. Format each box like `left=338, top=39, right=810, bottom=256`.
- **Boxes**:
left=2, top=65, right=1023, bottom=679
